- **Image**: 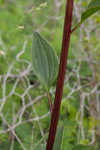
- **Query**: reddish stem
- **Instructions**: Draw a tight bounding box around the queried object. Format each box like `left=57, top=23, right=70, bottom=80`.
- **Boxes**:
left=71, top=23, right=81, bottom=33
left=46, top=0, right=74, bottom=150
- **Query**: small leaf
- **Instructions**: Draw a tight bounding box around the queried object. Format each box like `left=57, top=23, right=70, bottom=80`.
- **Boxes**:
left=81, top=7, right=100, bottom=23
left=32, top=32, right=58, bottom=89
left=72, top=0, right=100, bottom=33
left=81, top=0, right=100, bottom=23
left=53, top=125, right=64, bottom=150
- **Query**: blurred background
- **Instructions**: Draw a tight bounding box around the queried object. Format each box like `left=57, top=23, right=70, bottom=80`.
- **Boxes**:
left=0, top=0, right=100, bottom=149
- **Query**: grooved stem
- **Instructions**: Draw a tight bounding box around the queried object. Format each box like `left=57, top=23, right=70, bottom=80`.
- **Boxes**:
left=46, top=0, right=74, bottom=150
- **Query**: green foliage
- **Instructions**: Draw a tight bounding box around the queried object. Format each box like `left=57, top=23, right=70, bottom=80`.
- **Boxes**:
left=81, top=8, right=100, bottom=23
left=32, top=32, right=58, bottom=90
left=33, top=125, right=64, bottom=150
left=34, top=144, right=46, bottom=150
left=53, top=125, right=64, bottom=150
left=0, top=133, right=9, bottom=143
left=15, top=123, right=33, bottom=149
left=62, top=120, right=78, bottom=150
left=72, top=144, right=94, bottom=150
left=88, top=0, right=100, bottom=8
left=0, top=141, right=11, bottom=150
left=79, top=61, right=92, bottom=77
left=81, top=0, right=100, bottom=23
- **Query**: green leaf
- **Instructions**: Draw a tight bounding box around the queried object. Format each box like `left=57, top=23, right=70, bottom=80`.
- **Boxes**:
left=88, top=0, right=100, bottom=8
left=81, top=7, right=100, bottom=23
left=72, top=144, right=94, bottom=150
left=81, top=0, right=100, bottom=23
left=53, top=125, right=64, bottom=150
left=72, top=0, right=100, bottom=32
left=32, top=32, right=58, bottom=89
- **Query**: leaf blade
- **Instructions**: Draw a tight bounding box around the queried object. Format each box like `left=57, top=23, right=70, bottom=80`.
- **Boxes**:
left=32, top=32, right=58, bottom=89
left=81, top=0, right=100, bottom=23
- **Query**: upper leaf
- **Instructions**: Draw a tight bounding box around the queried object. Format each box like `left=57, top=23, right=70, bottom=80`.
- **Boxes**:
left=81, top=0, right=100, bottom=23
left=88, top=0, right=100, bottom=8
left=32, top=32, right=58, bottom=89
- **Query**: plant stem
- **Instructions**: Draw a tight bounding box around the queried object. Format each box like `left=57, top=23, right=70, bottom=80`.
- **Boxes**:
left=71, top=23, right=81, bottom=33
left=46, top=0, right=74, bottom=150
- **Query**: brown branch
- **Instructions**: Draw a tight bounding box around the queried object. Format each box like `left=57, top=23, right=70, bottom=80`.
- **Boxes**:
left=46, top=0, right=74, bottom=150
